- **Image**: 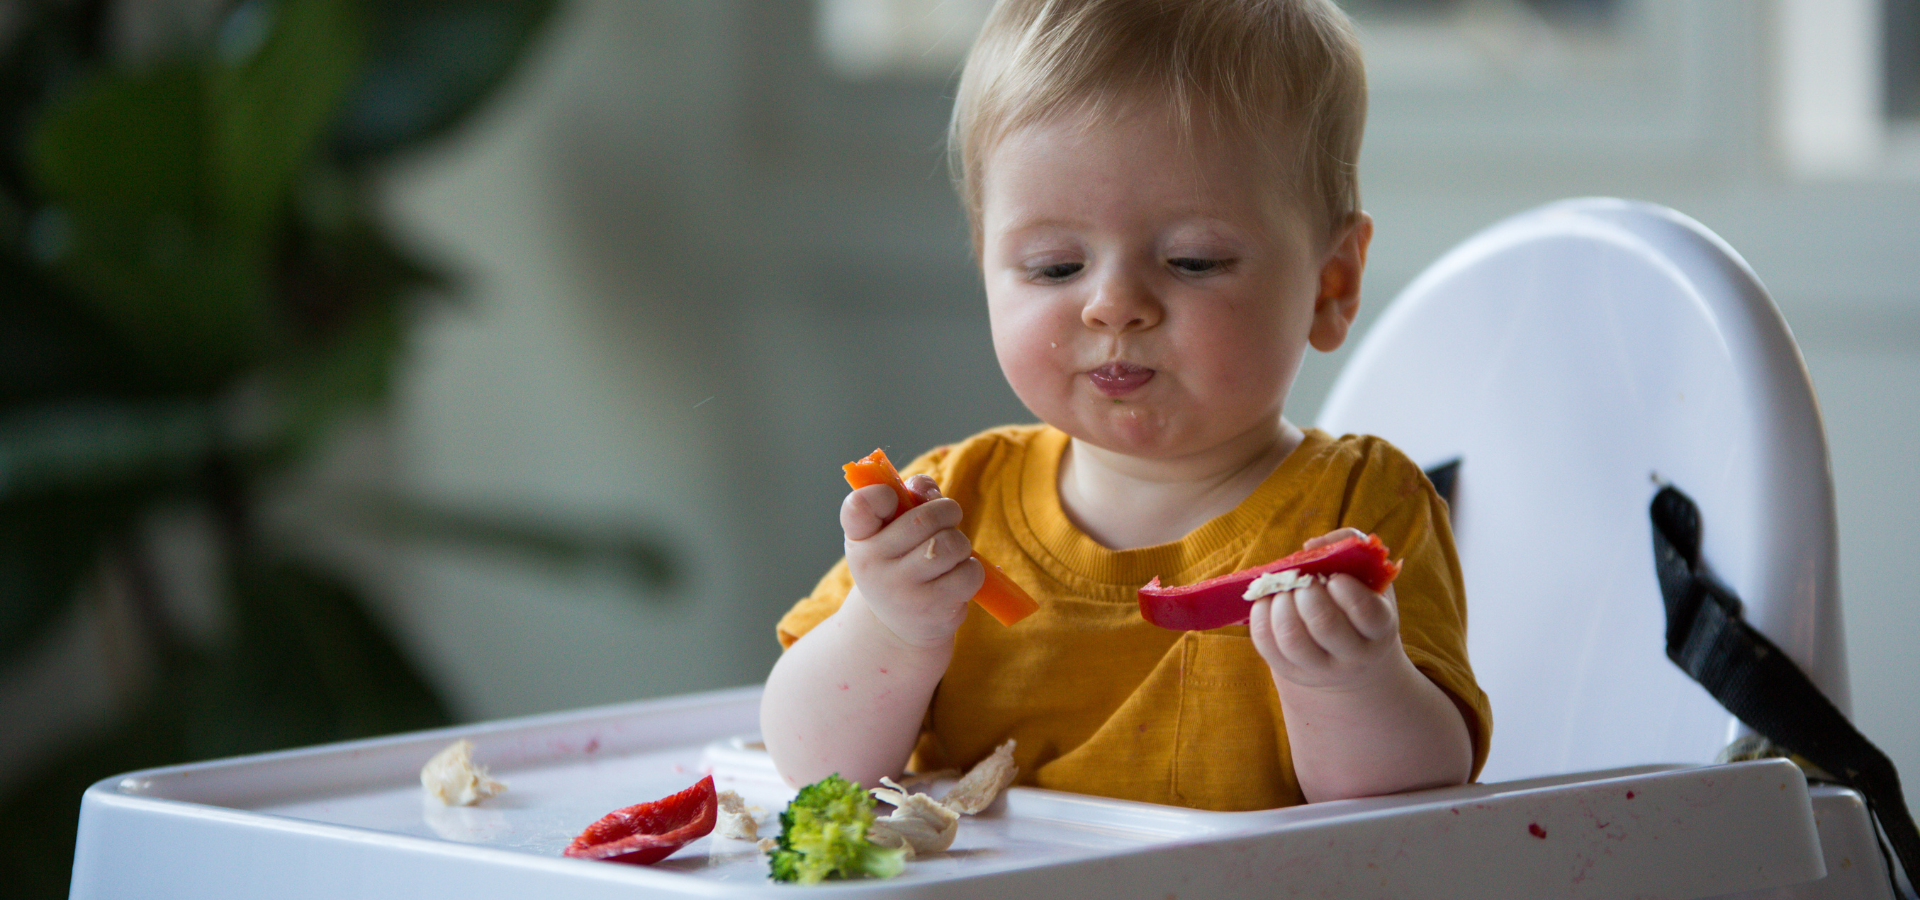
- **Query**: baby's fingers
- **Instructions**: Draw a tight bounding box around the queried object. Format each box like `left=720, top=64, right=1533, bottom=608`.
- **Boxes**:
left=904, top=473, right=943, bottom=503
left=840, top=484, right=903, bottom=540
left=909, top=527, right=975, bottom=582
left=1302, top=527, right=1366, bottom=551
left=1329, top=577, right=1397, bottom=642
left=1251, top=594, right=1330, bottom=672
left=928, top=554, right=986, bottom=605
left=1292, top=582, right=1368, bottom=658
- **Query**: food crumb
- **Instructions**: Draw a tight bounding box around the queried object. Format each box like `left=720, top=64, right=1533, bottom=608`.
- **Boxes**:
left=1243, top=569, right=1321, bottom=601
left=420, top=739, right=506, bottom=806
left=716, top=789, right=762, bottom=840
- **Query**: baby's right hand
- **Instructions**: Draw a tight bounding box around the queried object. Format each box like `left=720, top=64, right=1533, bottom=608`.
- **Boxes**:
left=841, top=475, right=982, bottom=649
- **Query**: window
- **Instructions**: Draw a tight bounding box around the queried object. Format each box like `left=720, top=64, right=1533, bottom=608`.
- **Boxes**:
left=1889, top=0, right=1919, bottom=121
left=1344, top=0, right=1765, bottom=187
left=814, top=0, right=991, bottom=79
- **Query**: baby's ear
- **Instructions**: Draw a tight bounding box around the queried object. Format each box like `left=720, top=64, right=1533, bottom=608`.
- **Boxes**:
left=1310, top=212, right=1372, bottom=352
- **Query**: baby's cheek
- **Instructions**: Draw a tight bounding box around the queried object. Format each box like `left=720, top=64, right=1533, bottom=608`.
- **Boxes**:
left=992, top=335, right=1069, bottom=408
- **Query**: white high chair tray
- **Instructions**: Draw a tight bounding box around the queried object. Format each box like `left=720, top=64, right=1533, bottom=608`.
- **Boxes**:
left=70, top=685, right=1854, bottom=899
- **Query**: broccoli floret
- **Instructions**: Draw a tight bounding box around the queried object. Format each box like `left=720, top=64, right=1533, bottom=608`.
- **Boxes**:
left=768, top=774, right=907, bottom=884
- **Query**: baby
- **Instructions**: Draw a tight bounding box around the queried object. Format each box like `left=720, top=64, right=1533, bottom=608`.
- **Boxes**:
left=761, top=0, right=1489, bottom=811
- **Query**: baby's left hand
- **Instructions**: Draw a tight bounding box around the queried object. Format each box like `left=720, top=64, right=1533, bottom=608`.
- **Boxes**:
left=1248, top=528, right=1402, bottom=691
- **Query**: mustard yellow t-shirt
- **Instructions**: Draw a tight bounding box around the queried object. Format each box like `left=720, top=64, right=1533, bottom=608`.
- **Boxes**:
left=776, top=424, right=1491, bottom=811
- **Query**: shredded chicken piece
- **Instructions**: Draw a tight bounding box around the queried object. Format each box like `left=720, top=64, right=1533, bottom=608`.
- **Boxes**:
left=715, top=789, right=761, bottom=840
left=940, top=739, right=1017, bottom=814
left=868, top=776, right=916, bottom=808
left=868, top=777, right=960, bottom=857
left=420, top=739, right=506, bottom=806
left=756, top=837, right=778, bottom=853
left=1243, top=568, right=1322, bottom=601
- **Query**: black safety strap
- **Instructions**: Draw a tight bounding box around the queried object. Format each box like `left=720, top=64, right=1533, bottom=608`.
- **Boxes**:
left=1424, top=457, right=1461, bottom=510
left=1651, top=485, right=1918, bottom=896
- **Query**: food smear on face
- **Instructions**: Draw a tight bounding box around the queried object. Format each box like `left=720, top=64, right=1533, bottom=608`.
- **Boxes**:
left=842, top=448, right=1040, bottom=626
left=420, top=739, right=507, bottom=806
left=1138, top=533, right=1402, bottom=631
left=563, top=775, right=718, bottom=865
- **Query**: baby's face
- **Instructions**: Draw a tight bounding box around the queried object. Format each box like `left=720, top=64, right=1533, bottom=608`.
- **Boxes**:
left=978, top=101, right=1350, bottom=462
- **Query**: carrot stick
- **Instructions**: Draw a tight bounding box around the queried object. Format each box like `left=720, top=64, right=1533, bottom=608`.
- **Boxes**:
left=842, top=449, right=1039, bottom=627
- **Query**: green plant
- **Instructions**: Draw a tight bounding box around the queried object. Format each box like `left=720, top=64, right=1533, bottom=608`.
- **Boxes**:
left=0, top=1, right=669, bottom=896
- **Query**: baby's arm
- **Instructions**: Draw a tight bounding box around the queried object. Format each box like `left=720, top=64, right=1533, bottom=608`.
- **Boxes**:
left=1250, top=529, right=1473, bottom=803
left=760, top=476, right=983, bottom=788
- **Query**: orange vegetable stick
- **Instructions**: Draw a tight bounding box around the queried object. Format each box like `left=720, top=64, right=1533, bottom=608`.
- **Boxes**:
left=842, top=449, right=1040, bottom=627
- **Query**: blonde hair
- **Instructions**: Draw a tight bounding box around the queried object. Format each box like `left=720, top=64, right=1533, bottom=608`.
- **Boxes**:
left=951, top=0, right=1367, bottom=250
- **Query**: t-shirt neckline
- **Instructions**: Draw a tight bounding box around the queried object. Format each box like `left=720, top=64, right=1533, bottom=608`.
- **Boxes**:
left=1009, top=426, right=1333, bottom=590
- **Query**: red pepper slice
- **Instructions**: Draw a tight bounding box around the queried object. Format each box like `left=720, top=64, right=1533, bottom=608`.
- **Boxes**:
left=1137, top=533, right=1402, bottom=631
left=843, top=448, right=1040, bottom=626
left=563, top=775, right=717, bottom=865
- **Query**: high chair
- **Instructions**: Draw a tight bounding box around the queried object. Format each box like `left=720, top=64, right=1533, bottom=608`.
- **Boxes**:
left=1318, top=197, right=1900, bottom=898
left=67, top=199, right=1903, bottom=898
left=1318, top=196, right=1846, bottom=785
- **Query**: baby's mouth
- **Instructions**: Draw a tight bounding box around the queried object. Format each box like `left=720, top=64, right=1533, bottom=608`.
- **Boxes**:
left=1089, top=361, right=1155, bottom=397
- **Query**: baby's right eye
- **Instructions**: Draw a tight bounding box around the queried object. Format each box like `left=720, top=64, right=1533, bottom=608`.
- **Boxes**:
left=1033, top=262, right=1083, bottom=282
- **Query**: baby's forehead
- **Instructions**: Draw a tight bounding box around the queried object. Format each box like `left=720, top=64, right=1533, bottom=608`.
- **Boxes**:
left=985, top=97, right=1315, bottom=200
left=1012, top=86, right=1296, bottom=146
left=995, top=90, right=1307, bottom=178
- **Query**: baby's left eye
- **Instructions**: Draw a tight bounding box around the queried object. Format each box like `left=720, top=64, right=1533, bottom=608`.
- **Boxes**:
left=1169, top=257, right=1228, bottom=275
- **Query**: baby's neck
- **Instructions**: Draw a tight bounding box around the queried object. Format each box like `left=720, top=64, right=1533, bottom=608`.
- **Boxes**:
left=1059, top=419, right=1305, bottom=551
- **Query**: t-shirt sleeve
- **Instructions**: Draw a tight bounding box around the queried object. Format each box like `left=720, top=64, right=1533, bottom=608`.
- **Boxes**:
left=774, top=445, right=954, bottom=649
left=776, top=558, right=852, bottom=649
left=1347, top=443, right=1494, bottom=781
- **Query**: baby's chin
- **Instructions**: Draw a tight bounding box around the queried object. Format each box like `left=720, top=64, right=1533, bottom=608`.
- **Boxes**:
left=1060, top=408, right=1201, bottom=460
left=1063, top=407, right=1296, bottom=466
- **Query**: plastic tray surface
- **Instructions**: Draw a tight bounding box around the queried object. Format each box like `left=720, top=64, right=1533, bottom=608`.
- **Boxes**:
left=71, top=686, right=1834, bottom=899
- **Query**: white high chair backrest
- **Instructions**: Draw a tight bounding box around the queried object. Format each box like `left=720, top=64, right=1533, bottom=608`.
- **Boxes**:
left=1317, top=198, right=1847, bottom=784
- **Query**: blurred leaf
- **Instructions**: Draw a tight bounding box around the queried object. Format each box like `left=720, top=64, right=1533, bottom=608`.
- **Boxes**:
left=345, top=492, right=678, bottom=590
left=25, top=61, right=202, bottom=221
left=25, top=61, right=266, bottom=387
left=0, top=0, right=110, bottom=204
left=209, top=0, right=366, bottom=238
left=0, top=487, right=151, bottom=674
left=331, top=0, right=558, bottom=163
left=0, top=251, right=159, bottom=405
left=278, top=299, right=408, bottom=449
left=0, top=398, right=215, bottom=672
left=190, top=556, right=450, bottom=756
left=270, top=190, right=448, bottom=453
left=0, top=397, right=218, bottom=671
left=22, top=0, right=374, bottom=390
left=0, top=400, right=215, bottom=497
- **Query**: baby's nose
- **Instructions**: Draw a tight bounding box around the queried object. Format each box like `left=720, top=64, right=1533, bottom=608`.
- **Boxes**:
left=1081, top=272, right=1162, bottom=333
